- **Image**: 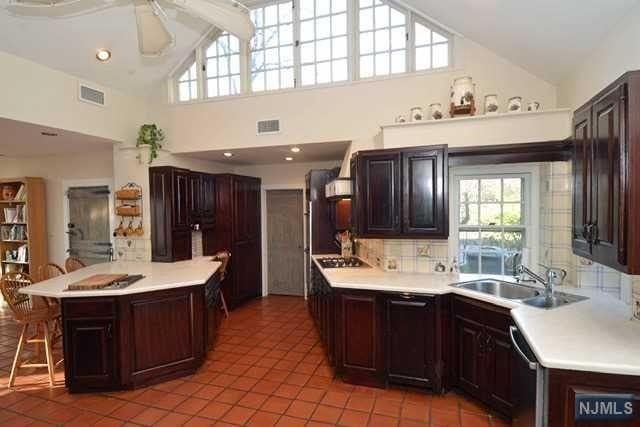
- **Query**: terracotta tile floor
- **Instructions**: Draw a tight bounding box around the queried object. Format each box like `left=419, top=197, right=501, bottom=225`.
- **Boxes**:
left=0, top=296, right=510, bottom=426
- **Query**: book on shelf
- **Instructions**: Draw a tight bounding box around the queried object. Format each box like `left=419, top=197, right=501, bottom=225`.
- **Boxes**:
left=3, top=205, right=27, bottom=223
left=14, top=184, right=25, bottom=201
left=17, top=244, right=28, bottom=262
left=3, top=207, right=16, bottom=223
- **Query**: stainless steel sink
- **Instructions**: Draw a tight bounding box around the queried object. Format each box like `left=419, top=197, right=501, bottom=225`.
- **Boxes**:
left=452, top=279, right=588, bottom=309
left=453, top=279, right=541, bottom=301
left=521, top=292, right=588, bottom=309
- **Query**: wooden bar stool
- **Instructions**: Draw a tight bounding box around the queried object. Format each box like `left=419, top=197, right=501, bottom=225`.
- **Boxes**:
left=35, top=263, right=66, bottom=341
left=64, top=257, right=86, bottom=273
left=0, top=272, right=62, bottom=387
left=212, top=251, right=231, bottom=318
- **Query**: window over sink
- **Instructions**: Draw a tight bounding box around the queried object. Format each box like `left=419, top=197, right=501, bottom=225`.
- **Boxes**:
left=450, top=165, right=539, bottom=276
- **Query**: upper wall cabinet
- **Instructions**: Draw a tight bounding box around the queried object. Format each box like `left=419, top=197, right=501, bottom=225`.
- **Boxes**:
left=571, top=70, right=640, bottom=274
left=351, top=145, right=448, bottom=239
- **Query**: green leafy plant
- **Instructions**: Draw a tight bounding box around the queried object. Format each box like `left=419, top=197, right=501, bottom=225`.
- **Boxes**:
left=136, top=124, right=165, bottom=164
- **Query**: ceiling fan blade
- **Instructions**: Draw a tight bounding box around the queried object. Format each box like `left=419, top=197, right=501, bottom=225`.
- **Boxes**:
left=134, top=0, right=175, bottom=57
left=170, top=0, right=254, bottom=41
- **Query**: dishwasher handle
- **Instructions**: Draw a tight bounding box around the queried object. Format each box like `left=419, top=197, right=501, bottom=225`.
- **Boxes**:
left=509, top=326, right=538, bottom=370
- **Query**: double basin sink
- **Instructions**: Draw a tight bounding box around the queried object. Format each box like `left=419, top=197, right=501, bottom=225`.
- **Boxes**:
left=452, top=279, right=588, bottom=309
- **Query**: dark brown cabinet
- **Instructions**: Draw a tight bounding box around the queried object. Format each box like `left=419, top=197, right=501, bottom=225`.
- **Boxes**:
left=335, top=289, right=384, bottom=387
left=211, top=174, right=262, bottom=309
left=305, top=169, right=340, bottom=254
left=382, top=294, right=436, bottom=389
left=309, top=263, right=335, bottom=364
left=571, top=70, right=640, bottom=274
left=351, top=145, right=448, bottom=238
left=150, top=166, right=192, bottom=262
left=452, top=296, right=514, bottom=416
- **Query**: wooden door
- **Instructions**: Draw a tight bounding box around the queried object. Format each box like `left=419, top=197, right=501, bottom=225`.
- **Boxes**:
left=231, top=238, right=262, bottom=304
left=572, top=107, right=593, bottom=257
left=384, top=294, right=435, bottom=388
left=591, top=84, right=628, bottom=269
left=232, top=176, right=261, bottom=242
left=359, top=152, right=401, bottom=235
left=201, top=174, right=216, bottom=226
left=454, top=315, right=484, bottom=401
left=337, top=291, right=383, bottom=386
left=484, top=327, right=515, bottom=416
left=402, top=146, right=448, bottom=237
left=188, top=172, right=202, bottom=226
left=267, top=190, right=304, bottom=296
left=173, top=169, right=191, bottom=231
left=149, top=167, right=173, bottom=262
left=64, top=318, right=117, bottom=389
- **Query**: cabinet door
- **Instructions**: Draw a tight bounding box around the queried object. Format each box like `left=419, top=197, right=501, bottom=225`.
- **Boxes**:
left=337, top=291, right=383, bottom=386
left=201, top=174, right=216, bottom=226
left=173, top=169, right=191, bottom=231
left=384, top=294, right=435, bottom=388
left=150, top=168, right=173, bottom=262
left=64, top=319, right=117, bottom=390
left=484, top=327, right=515, bottom=416
left=402, top=146, right=448, bottom=237
left=233, top=176, right=261, bottom=241
left=572, top=107, right=593, bottom=257
left=454, top=315, right=484, bottom=401
left=591, top=84, right=627, bottom=268
left=359, top=153, right=401, bottom=235
left=188, top=173, right=202, bottom=225
left=231, top=238, right=261, bottom=304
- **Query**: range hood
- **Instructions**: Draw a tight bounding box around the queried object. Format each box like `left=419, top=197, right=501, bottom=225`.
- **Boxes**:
left=325, top=178, right=352, bottom=200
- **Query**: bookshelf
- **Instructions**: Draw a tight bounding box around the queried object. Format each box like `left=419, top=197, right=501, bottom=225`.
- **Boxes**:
left=0, top=177, right=47, bottom=277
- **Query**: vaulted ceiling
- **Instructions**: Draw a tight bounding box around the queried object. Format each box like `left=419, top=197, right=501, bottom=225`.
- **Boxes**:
left=0, top=0, right=638, bottom=96
left=405, top=0, right=639, bottom=83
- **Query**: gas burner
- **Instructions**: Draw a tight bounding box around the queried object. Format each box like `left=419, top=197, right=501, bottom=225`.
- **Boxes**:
left=318, top=257, right=369, bottom=269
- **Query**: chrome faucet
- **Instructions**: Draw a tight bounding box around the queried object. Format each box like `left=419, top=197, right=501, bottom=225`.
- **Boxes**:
left=516, top=264, right=567, bottom=295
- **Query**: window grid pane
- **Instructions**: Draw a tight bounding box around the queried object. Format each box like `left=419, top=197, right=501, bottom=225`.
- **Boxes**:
left=359, top=2, right=406, bottom=78
left=251, top=1, right=295, bottom=92
left=205, top=32, right=241, bottom=98
left=178, top=62, right=198, bottom=101
left=414, top=21, right=449, bottom=71
left=300, top=0, right=350, bottom=86
left=458, top=177, right=525, bottom=275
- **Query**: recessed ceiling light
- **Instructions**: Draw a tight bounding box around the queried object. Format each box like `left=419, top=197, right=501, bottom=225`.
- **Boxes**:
left=285, top=156, right=294, bottom=161
left=290, top=147, right=301, bottom=153
left=96, top=49, right=111, bottom=62
left=223, top=152, right=233, bottom=158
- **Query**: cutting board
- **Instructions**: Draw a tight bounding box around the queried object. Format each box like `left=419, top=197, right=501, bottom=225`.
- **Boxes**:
left=67, top=274, right=128, bottom=291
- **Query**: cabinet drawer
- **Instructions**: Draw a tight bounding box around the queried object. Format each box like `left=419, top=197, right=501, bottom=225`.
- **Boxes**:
left=452, top=296, right=511, bottom=332
left=64, top=298, right=117, bottom=318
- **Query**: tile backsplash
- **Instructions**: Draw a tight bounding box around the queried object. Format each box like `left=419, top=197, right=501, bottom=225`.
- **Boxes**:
left=113, top=237, right=151, bottom=262
left=357, top=160, right=640, bottom=306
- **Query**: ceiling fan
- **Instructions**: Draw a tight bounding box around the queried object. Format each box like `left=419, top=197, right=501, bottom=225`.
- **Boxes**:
left=7, top=0, right=255, bottom=57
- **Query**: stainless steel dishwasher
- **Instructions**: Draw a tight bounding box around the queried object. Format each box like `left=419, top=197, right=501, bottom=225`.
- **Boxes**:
left=510, top=326, right=548, bottom=427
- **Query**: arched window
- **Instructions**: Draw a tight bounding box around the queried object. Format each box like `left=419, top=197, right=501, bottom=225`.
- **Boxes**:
left=177, top=61, right=198, bottom=102
left=205, top=32, right=241, bottom=97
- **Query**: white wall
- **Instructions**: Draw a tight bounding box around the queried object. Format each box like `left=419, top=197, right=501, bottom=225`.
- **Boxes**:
left=0, top=151, right=114, bottom=267
left=233, top=160, right=341, bottom=187
left=558, top=2, right=640, bottom=109
left=0, top=51, right=148, bottom=145
left=155, top=36, right=558, bottom=160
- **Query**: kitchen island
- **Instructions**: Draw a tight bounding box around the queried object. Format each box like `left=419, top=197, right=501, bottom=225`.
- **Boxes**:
left=21, top=257, right=222, bottom=393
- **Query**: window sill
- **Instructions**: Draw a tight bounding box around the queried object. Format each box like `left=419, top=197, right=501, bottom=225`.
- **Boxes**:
left=169, top=65, right=461, bottom=107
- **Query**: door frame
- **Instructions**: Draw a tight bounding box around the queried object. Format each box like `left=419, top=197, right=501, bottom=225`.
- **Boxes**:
left=261, top=186, right=307, bottom=298
left=62, top=178, right=116, bottom=261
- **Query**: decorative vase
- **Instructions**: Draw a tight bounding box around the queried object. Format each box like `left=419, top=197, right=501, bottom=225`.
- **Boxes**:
left=449, top=77, right=476, bottom=117
left=484, top=94, right=499, bottom=114
left=410, top=107, right=424, bottom=122
left=507, top=96, right=523, bottom=113
left=527, top=101, right=541, bottom=112
left=429, top=103, right=443, bottom=120
left=395, top=115, right=407, bottom=123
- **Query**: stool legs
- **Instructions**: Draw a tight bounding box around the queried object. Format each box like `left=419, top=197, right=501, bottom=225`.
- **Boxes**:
left=220, top=293, right=229, bottom=318
left=43, top=323, right=55, bottom=387
left=9, top=324, right=28, bottom=388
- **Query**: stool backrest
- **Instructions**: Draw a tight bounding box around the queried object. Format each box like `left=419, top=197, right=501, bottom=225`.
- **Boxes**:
left=0, top=273, right=35, bottom=321
left=36, top=263, right=65, bottom=282
left=65, top=257, right=87, bottom=273
left=212, top=250, right=231, bottom=282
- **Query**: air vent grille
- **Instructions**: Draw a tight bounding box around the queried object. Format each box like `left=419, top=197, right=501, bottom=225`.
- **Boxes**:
left=257, top=119, right=280, bottom=135
left=79, top=84, right=105, bottom=107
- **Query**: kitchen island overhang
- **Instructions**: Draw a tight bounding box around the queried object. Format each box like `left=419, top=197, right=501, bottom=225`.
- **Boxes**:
left=20, top=257, right=223, bottom=393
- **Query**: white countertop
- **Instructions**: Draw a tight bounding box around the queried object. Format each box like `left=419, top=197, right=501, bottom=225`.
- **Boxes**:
left=20, top=257, right=222, bottom=298
left=312, top=255, right=640, bottom=377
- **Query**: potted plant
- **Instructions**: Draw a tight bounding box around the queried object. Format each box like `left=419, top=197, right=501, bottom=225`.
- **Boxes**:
left=136, top=124, right=165, bottom=164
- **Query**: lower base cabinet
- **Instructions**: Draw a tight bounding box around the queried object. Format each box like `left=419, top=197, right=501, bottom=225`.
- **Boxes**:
left=452, top=296, right=515, bottom=416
